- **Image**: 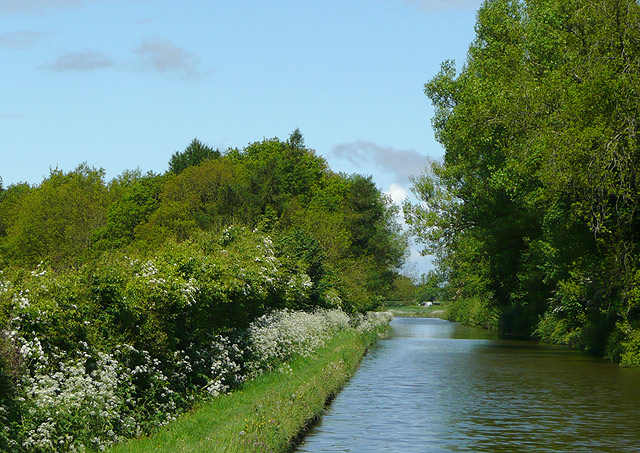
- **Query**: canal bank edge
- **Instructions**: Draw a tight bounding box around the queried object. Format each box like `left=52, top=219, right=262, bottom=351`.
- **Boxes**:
left=385, top=304, right=447, bottom=318
left=287, top=328, right=384, bottom=452
left=108, top=327, right=387, bottom=453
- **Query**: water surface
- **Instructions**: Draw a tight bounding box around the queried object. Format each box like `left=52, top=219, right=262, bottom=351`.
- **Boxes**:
left=297, top=317, right=640, bottom=452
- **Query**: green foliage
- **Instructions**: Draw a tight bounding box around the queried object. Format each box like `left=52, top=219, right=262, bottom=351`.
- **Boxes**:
left=84, top=228, right=327, bottom=355
left=345, top=175, right=407, bottom=297
left=94, top=170, right=164, bottom=250
left=415, top=270, right=442, bottom=303
left=1, top=165, right=108, bottom=269
left=138, top=158, right=242, bottom=244
left=619, top=323, right=640, bottom=368
left=287, top=127, right=305, bottom=149
left=168, top=138, right=221, bottom=175
left=0, top=133, right=406, bottom=317
left=446, top=296, right=499, bottom=331
left=535, top=312, right=581, bottom=348
left=392, top=275, right=417, bottom=303
left=0, top=183, right=32, bottom=266
left=230, top=136, right=328, bottom=221
left=406, top=0, right=640, bottom=362
left=275, top=229, right=327, bottom=308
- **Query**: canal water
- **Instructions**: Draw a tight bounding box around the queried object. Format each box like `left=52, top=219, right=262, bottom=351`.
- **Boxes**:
left=297, top=317, right=640, bottom=452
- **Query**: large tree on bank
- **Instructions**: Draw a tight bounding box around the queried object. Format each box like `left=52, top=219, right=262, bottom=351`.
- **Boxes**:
left=405, top=0, right=640, bottom=364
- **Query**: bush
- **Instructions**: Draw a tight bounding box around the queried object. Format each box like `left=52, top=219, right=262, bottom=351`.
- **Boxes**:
left=534, top=312, right=579, bottom=346
left=617, top=322, right=640, bottom=368
left=0, top=236, right=392, bottom=452
left=446, top=296, right=499, bottom=330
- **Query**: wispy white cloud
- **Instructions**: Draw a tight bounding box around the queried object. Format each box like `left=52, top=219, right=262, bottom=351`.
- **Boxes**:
left=132, top=38, right=203, bottom=79
left=0, top=31, right=51, bottom=48
left=330, top=140, right=430, bottom=184
left=385, top=182, right=409, bottom=206
left=0, top=0, right=87, bottom=14
left=403, top=0, right=482, bottom=11
left=43, top=50, right=114, bottom=72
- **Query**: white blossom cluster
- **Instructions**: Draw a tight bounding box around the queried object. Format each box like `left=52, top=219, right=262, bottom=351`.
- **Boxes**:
left=351, top=311, right=394, bottom=334
left=0, top=308, right=390, bottom=452
left=180, top=335, right=244, bottom=397
left=285, top=274, right=314, bottom=302
left=0, top=241, right=391, bottom=452
left=0, top=271, right=10, bottom=294
left=21, top=351, right=136, bottom=452
left=245, top=309, right=351, bottom=374
left=12, top=338, right=195, bottom=451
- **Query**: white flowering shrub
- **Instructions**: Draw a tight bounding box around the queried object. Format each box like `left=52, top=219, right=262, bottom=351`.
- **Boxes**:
left=245, top=309, right=351, bottom=374
left=179, top=335, right=245, bottom=397
left=20, top=349, right=136, bottom=452
left=351, top=310, right=394, bottom=334
left=0, top=228, right=393, bottom=452
left=0, top=308, right=390, bottom=451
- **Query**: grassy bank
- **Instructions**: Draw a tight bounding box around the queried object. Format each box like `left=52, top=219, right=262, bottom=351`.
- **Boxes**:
left=385, top=304, right=446, bottom=318
left=110, top=329, right=381, bottom=453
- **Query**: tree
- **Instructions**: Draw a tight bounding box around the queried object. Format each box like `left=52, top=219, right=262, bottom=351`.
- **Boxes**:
left=138, top=158, right=242, bottom=244
left=406, top=0, right=640, bottom=354
left=168, top=138, right=221, bottom=174
left=288, top=128, right=304, bottom=149
left=393, top=274, right=417, bottom=304
left=415, top=270, right=446, bottom=303
left=93, top=170, right=164, bottom=250
left=230, top=135, right=329, bottom=221
left=345, top=174, right=407, bottom=298
left=0, top=182, right=32, bottom=266
left=3, top=165, right=108, bottom=268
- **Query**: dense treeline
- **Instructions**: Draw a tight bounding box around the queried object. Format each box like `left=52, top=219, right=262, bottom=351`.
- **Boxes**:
left=0, top=132, right=405, bottom=450
left=405, top=0, right=640, bottom=365
left=0, top=133, right=406, bottom=311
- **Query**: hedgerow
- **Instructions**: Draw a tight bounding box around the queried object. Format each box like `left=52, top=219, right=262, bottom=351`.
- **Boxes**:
left=0, top=228, right=391, bottom=452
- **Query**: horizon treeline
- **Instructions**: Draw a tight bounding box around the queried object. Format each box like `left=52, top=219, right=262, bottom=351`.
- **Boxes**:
left=0, top=131, right=407, bottom=313
left=405, top=0, right=640, bottom=365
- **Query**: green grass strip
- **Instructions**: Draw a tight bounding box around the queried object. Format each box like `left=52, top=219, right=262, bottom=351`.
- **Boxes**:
left=110, top=330, right=377, bottom=453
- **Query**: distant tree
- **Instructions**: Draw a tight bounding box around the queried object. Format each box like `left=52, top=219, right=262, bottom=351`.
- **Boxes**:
left=347, top=175, right=406, bottom=267
left=393, top=275, right=417, bottom=303
left=415, top=270, right=442, bottom=303
left=288, top=128, right=305, bottom=149
left=345, top=174, right=407, bottom=298
left=292, top=175, right=352, bottom=264
left=168, top=138, right=221, bottom=174
left=138, top=158, right=242, bottom=244
left=93, top=170, right=164, bottom=249
left=232, top=137, right=328, bottom=220
left=3, top=164, right=108, bottom=268
left=0, top=181, right=30, bottom=260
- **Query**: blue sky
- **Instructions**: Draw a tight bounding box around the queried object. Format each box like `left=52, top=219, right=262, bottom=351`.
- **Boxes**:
left=1, top=0, right=483, bottom=274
